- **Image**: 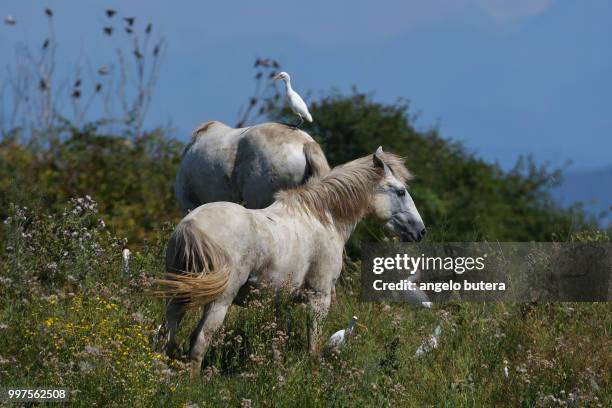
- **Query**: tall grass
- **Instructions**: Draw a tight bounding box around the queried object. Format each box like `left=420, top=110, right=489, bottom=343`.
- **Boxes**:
left=0, top=199, right=609, bottom=407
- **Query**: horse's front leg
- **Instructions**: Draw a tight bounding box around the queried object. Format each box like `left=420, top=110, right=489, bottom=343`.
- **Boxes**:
left=188, top=301, right=231, bottom=378
left=307, top=290, right=331, bottom=356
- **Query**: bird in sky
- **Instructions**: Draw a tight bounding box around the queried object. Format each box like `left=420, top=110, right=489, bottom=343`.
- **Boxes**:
left=97, top=65, right=110, bottom=75
left=273, top=71, right=312, bottom=128
left=4, top=15, right=16, bottom=25
left=328, top=316, right=366, bottom=348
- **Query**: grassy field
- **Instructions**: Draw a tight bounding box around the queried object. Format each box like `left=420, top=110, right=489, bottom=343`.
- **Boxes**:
left=0, top=198, right=610, bottom=407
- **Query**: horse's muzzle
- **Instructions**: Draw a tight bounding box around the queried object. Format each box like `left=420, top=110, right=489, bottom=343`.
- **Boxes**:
left=388, top=215, right=426, bottom=243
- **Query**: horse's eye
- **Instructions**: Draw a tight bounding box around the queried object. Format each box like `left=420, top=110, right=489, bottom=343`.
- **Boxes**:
left=396, top=189, right=406, bottom=197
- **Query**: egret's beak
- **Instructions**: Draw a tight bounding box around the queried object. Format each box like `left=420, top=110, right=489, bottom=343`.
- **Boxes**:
left=357, top=322, right=368, bottom=331
left=272, top=74, right=282, bottom=80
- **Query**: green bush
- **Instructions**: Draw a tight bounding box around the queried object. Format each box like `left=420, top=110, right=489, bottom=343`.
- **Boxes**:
left=0, top=127, right=182, bottom=242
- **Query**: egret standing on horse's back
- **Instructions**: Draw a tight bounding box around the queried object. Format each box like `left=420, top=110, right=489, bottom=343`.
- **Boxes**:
left=274, top=71, right=312, bottom=128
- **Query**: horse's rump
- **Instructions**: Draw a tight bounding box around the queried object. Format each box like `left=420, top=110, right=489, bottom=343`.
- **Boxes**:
left=154, top=219, right=230, bottom=307
left=175, top=121, right=331, bottom=212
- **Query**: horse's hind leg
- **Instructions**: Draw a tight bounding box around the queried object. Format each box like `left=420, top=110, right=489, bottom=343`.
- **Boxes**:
left=163, top=298, right=187, bottom=358
left=188, top=301, right=231, bottom=377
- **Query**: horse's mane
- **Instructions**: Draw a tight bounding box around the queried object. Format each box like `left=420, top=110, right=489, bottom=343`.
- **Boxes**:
left=275, top=152, right=412, bottom=225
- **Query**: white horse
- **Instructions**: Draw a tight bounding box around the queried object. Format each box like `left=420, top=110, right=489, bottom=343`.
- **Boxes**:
left=175, top=121, right=330, bottom=212
left=156, top=147, right=427, bottom=377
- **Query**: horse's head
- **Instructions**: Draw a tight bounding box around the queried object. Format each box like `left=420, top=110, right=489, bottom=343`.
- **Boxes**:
left=371, top=147, right=426, bottom=242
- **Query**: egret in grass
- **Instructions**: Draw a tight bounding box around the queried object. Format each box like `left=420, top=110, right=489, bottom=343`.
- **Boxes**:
left=122, top=248, right=131, bottom=274
left=415, top=324, right=442, bottom=357
left=273, top=72, right=312, bottom=128
left=328, top=316, right=367, bottom=348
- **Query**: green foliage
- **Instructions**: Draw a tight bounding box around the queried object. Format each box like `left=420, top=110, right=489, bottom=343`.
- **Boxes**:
left=0, top=126, right=182, bottom=241
left=0, top=203, right=609, bottom=407
left=0, top=201, right=175, bottom=405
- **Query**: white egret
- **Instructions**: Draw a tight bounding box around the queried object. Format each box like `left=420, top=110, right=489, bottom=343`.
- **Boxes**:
left=328, top=315, right=367, bottom=348
left=415, top=324, right=442, bottom=357
left=406, top=267, right=433, bottom=308
left=273, top=72, right=312, bottom=128
left=122, top=248, right=131, bottom=274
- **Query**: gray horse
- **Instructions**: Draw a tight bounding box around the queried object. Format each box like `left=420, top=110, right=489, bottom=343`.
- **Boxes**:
left=156, top=147, right=427, bottom=377
left=175, top=121, right=330, bottom=212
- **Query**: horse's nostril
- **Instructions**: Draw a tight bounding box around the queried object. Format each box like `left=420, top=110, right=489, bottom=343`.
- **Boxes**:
left=419, top=228, right=427, bottom=238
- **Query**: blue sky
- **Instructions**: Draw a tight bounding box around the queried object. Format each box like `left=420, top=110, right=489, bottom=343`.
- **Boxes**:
left=1, top=0, right=611, bottom=170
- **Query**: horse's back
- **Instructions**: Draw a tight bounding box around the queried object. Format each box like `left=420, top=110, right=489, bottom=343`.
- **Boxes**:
left=183, top=202, right=265, bottom=263
left=176, top=121, right=329, bottom=212
left=184, top=201, right=335, bottom=292
left=234, top=124, right=316, bottom=208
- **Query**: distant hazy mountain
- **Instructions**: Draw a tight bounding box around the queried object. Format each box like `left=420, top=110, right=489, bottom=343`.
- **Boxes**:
left=551, top=166, right=612, bottom=227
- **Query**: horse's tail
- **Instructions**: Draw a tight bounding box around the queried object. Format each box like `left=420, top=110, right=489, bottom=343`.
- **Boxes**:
left=154, top=219, right=230, bottom=308
left=303, top=141, right=331, bottom=180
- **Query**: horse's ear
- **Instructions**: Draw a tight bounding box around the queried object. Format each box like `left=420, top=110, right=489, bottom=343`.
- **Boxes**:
left=373, top=146, right=392, bottom=177
left=373, top=146, right=384, bottom=167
